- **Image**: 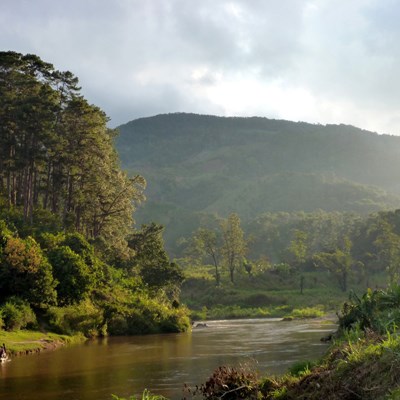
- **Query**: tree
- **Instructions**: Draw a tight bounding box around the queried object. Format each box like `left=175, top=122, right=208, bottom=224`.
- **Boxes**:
left=373, top=220, right=400, bottom=285
left=47, top=246, right=93, bottom=305
left=287, top=229, right=308, bottom=294
left=191, top=228, right=221, bottom=286
left=220, top=213, right=246, bottom=284
left=0, top=51, right=146, bottom=262
left=313, top=237, right=360, bottom=292
left=129, top=223, right=184, bottom=295
left=243, top=257, right=253, bottom=278
left=0, top=236, right=57, bottom=307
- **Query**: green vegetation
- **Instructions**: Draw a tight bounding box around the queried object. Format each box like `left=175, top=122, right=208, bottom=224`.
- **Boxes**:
left=0, top=329, right=84, bottom=355
left=116, top=113, right=400, bottom=253
left=181, top=285, right=400, bottom=399
left=0, top=51, right=190, bottom=340
left=176, top=208, right=400, bottom=320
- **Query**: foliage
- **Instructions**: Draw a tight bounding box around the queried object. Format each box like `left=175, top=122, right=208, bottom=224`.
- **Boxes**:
left=107, top=293, right=190, bottom=335
left=189, top=227, right=222, bottom=286
left=0, top=297, right=37, bottom=331
left=0, top=51, right=145, bottom=262
left=129, top=224, right=184, bottom=299
left=0, top=52, right=190, bottom=337
left=312, top=237, right=361, bottom=292
left=47, top=245, right=94, bottom=305
left=0, top=214, right=190, bottom=337
left=0, top=235, right=57, bottom=307
left=45, top=299, right=104, bottom=337
left=220, top=213, right=247, bottom=284
left=338, top=285, right=400, bottom=334
left=287, top=360, right=315, bottom=377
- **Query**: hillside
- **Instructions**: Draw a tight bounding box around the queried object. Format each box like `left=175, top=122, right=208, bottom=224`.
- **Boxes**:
left=116, top=113, right=400, bottom=249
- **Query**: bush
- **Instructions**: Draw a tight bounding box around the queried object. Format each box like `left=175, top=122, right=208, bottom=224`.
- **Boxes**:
left=108, top=315, right=129, bottom=336
left=0, top=297, right=37, bottom=331
left=191, top=364, right=259, bottom=400
left=107, top=295, right=190, bottom=335
left=45, top=300, right=103, bottom=337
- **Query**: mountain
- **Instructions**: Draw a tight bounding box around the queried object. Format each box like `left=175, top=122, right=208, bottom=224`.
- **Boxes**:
left=115, top=113, right=400, bottom=250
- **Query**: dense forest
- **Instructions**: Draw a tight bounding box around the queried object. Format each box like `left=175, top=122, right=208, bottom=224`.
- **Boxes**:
left=0, top=51, right=189, bottom=336
left=116, top=113, right=400, bottom=253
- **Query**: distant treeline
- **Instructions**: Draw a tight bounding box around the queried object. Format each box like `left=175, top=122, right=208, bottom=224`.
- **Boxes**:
left=116, top=113, right=400, bottom=252
left=180, top=209, right=400, bottom=292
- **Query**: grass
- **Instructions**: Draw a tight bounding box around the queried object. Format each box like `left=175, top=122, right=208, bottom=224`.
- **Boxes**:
left=190, top=304, right=327, bottom=321
left=286, top=306, right=325, bottom=319
left=182, top=267, right=368, bottom=320
left=0, top=329, right=85, bottom=356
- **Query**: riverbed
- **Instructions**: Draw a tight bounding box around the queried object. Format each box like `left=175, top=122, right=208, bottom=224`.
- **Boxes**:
left=0, top=318, right=336, bottom=400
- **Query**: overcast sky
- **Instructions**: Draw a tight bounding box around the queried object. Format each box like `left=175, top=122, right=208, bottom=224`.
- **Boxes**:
left=2, top=0, right=400, bottom=133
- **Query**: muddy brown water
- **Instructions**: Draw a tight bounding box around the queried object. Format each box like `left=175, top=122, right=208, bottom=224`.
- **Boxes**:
left=0, top=318, right=336, bottom=400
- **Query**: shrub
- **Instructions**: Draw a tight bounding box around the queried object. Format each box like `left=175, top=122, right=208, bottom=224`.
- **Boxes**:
left=193, top=364, right=259, bottom=400
left=107, top=295, right=190, bottom=336
left=108, top=315, right=129, bottom=336
left=0, top=297, right=37, bottom=331
left=45, top=299, right=103, bottom=337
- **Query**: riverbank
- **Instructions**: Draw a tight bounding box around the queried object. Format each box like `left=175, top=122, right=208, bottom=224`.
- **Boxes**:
left=190, top=304, right=329, bottom=321
left=0, top=330, right=85, bottom=357
left=189, top=287, right=400, bottom=400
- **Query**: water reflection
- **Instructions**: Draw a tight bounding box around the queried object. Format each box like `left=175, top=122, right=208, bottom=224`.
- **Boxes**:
left=0, top=318, right=336, bottom=400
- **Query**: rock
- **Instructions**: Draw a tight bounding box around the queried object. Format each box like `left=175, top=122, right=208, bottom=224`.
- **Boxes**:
left=320, top=333, right=333, bottom=342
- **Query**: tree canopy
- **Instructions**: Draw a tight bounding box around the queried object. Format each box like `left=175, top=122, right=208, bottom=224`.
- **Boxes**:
left=0, top=51, right=145, bottom=262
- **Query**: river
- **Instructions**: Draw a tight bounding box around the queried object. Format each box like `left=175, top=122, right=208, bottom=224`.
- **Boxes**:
left=0, top=318, right=336, bottom=400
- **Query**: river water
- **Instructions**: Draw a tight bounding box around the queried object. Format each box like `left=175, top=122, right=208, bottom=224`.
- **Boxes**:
left=0, top=318, right=336, bottom=400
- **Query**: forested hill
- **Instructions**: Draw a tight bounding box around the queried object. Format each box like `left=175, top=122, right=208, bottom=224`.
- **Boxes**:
left=116, top=113, right=400, bottom=247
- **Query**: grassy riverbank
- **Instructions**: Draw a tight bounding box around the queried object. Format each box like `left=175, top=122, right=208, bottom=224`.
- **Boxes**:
left=183, top=286, right=400, bottom=400
left=181, top=271, right=365, bottom=321
left=0, top=330, right=85, bottom=357
left=190, top=304, right=326, bottom=321
left=182, top=268, right=376, bottom=321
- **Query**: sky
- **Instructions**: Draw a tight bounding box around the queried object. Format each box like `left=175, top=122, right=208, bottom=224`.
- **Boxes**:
left=2, top=0, right=400, bottom=134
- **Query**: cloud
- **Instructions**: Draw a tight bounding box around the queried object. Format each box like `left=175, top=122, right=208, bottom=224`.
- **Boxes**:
left=1, top=0, right=400, bottom=134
